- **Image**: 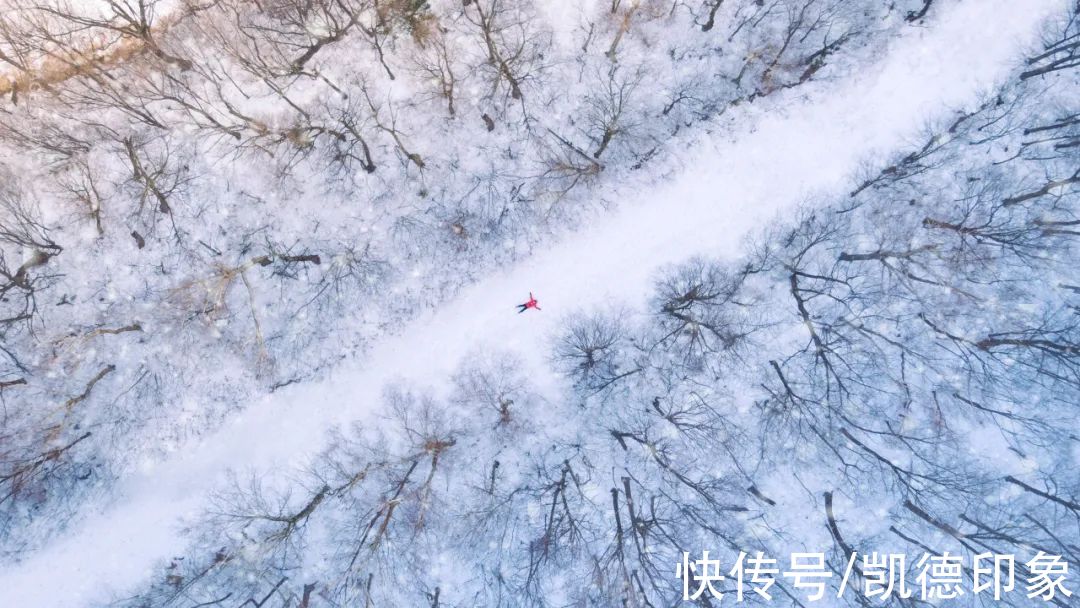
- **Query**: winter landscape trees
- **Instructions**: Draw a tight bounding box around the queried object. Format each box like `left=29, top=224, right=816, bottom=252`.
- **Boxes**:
left=0, top=0, right=1076, bottom=606
left=82, top=4, right=1080, bottom=606
left=0, top=0, right=932, bottom=557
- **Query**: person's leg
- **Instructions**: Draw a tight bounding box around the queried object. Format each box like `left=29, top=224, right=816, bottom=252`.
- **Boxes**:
left=517, top=304, right=527, bottom=313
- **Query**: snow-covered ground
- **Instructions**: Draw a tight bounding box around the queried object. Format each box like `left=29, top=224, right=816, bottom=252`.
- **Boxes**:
left=1, top=0, right=1067, bottom=605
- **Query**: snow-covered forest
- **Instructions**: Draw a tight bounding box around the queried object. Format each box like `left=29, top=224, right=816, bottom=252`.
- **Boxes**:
left=0, top=0, right=1077, bottom=606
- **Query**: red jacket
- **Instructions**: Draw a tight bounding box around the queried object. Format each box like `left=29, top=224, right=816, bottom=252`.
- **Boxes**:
left=524, top=293, right=540, bottom=309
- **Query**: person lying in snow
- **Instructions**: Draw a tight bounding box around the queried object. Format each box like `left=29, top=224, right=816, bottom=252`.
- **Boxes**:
left=516, top=292, right=540, bottom=313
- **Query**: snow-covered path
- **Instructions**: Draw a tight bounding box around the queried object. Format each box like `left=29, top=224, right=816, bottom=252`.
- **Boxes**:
left=2, top=0, right=1066, bottom=605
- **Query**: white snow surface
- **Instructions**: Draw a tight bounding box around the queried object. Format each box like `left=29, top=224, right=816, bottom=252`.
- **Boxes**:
left=0, top=0, right=1067, bottom=605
